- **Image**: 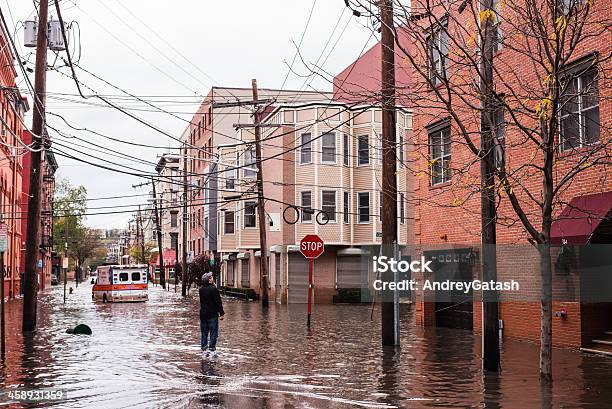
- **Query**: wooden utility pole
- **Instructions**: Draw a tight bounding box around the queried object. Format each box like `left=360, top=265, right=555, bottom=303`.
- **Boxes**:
left=480, top=0, right=500, bottom=372
left=251, top=79, right=270, bottom=308
left=152, top=178, right=166, bottom=289
left=137, top=205, right=145, bottom=263
left=23, top=0, right=49, bottom=332
left=380, top=0, right=399, bottom=346
left=181, top=143, right=188, bottom=296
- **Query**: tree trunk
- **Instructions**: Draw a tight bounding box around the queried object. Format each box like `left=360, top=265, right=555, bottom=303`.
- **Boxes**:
left=539, top=244, right=553, bottom=382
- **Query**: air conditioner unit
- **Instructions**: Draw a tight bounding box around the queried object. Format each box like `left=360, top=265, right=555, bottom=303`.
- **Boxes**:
left=24, top=20, right=38, bottom=47
left=47, top=20, right=69, bottom=51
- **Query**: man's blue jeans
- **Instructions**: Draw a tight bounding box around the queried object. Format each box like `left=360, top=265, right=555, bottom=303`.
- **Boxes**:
left=200, top=317, right=219, bottom=351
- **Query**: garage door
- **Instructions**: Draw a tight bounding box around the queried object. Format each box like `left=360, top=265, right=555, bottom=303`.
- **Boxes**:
left=288, top=253, right=309, bottom=304
left=336, top=256, right=362, bottom=288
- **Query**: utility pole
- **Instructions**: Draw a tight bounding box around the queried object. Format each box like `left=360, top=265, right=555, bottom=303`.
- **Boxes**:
left=181, top=142, right=188, bottom=296
left=23, top=0, right=49, bottom=332
left=152, top=178, right=166, bottom=289
left=252, top=79, right=269, bottom=308
left=63, top=229, right=67, bottom=303
left=480, top=0, right=500, bottom=372
left=137, top=205, right=145, bottom=264
left=380, top=0, right=399, bottom=346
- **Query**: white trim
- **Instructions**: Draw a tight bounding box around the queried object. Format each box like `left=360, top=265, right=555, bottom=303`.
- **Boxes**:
left=357, top=191, right=371, bottom=225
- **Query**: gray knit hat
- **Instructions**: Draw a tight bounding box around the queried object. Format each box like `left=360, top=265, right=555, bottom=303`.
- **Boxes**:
left=202, top=272, right=213, bottom=282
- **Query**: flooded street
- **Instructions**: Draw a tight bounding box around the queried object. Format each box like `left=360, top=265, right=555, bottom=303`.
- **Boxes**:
left=1, top=284, right=611, bottom=408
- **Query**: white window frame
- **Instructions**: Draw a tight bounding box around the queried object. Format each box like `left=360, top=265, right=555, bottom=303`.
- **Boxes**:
left=343, top=133, right=350, bottom=166
left=428, top=24, right=448, bottom=86
left=343, top=191, right=350, bottom=224
left=358, top=192, right=370, bottom=224
left=429, top=124, right=452, bottom=186
left=243, top=148, right=257, bottom=178
left=301, top=191, right=313, bottom=223
left=225, top=165, right=236, bottom=190
left=357, top=135, right=370, bottom=166
left=321, top=131, right=337, bottom=164
left=244, top=201, right=257, bottom=229
left=300, top=133, right=312, bottom=164
left=559, top=66, right=600, bottom=152
left=321, top=190, right=337, bottom=223
left=224, top=210, right=235, bottom=235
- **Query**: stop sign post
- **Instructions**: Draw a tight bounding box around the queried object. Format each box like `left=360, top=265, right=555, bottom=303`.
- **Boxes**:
left=300, top=235, right=324, bottom=327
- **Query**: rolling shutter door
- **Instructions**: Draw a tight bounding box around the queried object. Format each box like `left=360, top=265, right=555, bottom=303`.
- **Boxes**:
left=336, top=256, right=362, bottom=289
left=288, top=253, right=309, bottom=304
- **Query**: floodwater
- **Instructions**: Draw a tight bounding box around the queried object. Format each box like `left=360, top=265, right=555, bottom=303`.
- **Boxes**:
left=1, top=284, right=611, bottom=408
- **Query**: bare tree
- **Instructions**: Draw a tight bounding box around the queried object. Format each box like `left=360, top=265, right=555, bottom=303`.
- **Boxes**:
left=346, top=0, right=610, bottom=381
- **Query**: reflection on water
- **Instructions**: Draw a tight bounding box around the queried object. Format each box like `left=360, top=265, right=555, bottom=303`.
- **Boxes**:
left=0, top=284, right=611, bottom=408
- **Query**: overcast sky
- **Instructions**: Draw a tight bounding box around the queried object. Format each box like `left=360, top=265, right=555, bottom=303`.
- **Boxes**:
left=4, top=0, right=379, bottom=229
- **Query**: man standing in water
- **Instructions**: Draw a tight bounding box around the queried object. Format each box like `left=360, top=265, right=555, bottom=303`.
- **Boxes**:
left=199, top=272, right=225, bottom=358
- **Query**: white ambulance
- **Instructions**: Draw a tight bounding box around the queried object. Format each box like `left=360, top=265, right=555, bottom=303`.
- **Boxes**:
left=92, top=264, right=149, bottom=303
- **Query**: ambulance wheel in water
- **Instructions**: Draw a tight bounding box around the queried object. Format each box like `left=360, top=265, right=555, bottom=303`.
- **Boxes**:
left=102, top=294, right=108, bottom=303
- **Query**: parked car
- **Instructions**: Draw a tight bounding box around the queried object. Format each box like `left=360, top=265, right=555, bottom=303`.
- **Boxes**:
left=51, top=274, right=59, bottom=286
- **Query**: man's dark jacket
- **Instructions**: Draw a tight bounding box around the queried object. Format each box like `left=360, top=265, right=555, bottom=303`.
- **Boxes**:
left=199, top=282, right=225, bottom=320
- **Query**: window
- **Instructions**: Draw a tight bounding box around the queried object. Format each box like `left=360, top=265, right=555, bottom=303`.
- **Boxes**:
left=301, top=191, right=312, bottom=223
left=119, top=272, right=129, bottom=282
left=400, top=193, right=405, bottom=224
left=492, top=0, right=503, bottom=52
left=358, top=135, right=370, bottom=165
left=224, top=210, right=235, bottom=234
left=379, top=192, right=383, bottom=222
left=560, top=65, right=599, bottom=151
left=560, top=0, right=587, bottom=15
left=170, top=212, right=178, bottom=228
left=321, top=132, right=336, bottom=163
left=244, top=148, right=257, bottom=178
left=493, top=108, right=505, bottom=169
left=343, top=134, right=349, bottom=165
left=429, top=122, right=452, bottom=185
left=130, top=272, right=141, bottom=282
left=225, top=166, right=235, bottom=190
left=428, top=25, right=449, bottom=85
left=358, top=192, right=370, bottom=223
left=378, top=134, right=384, bottom=163
left=170, top=233, right=178, bottom=250
left=321, top=190, right=336, bottom=222
left=244, top=201, right=256, bottom=228
left=300, top=133, right=312, bottom=164
left=343, top=191, right=349, bottom=224
left=399, top=133, right=404, bottom=166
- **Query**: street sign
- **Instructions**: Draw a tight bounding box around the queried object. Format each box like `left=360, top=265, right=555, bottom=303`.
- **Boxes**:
left=299, top=235, right=325, bottom=328
left=0, top=224, right=7, bottom=253
left=300, top=235, right=324, bottom=259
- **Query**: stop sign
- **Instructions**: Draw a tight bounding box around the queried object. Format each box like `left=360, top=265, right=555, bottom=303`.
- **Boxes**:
left=300, top=235, right=324, bottom=259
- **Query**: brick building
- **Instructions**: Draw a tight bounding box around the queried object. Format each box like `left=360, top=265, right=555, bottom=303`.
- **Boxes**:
left=20, top=131, right=58, bottom=291
left=334, top=1, right=611, bottom=349
left=0, top=23, right=29, bottom=299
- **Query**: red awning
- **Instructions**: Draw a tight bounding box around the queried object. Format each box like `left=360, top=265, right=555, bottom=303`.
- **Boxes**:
left=551, top=191, right=612, bottom=245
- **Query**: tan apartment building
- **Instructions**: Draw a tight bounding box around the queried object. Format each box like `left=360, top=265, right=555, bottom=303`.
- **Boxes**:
left=218, top=101, right=412, bottom=304
left=178, top=87, right=331, bottom=279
